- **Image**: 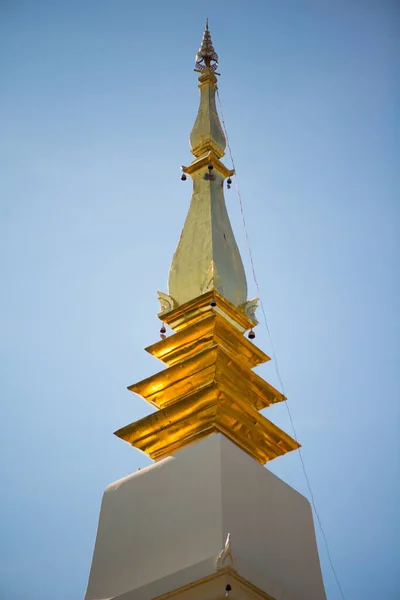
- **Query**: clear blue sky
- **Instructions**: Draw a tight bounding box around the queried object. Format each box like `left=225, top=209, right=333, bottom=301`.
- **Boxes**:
left=1, top=1, right=398, bottom=598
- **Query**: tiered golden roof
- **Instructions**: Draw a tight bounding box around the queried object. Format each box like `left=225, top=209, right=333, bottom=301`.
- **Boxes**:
left=115, top=23, right=300, bottom=464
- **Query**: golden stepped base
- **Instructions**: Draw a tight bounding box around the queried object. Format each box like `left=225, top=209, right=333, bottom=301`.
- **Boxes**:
left=115, top=291, right=300, bottom=464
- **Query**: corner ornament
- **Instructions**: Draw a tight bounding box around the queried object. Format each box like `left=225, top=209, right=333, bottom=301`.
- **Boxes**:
left=240, top=298, right=259, bottom=324
left=157, top=291, right=177, bottom=315
left=216, top=533, right=236, bottom=571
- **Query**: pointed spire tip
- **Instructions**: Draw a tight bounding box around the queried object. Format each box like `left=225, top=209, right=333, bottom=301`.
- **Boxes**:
left=195, top=19, right=219, bottom=72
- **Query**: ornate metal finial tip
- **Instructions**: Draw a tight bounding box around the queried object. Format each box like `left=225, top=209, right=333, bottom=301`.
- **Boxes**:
left=195, top=22, right=218, bottom=72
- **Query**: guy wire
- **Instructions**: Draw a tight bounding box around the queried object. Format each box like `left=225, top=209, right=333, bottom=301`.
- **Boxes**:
left=216, top=89, right=346, bottom=600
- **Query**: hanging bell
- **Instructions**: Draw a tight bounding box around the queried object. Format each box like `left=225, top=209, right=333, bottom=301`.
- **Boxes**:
left=227, top=177, right=232, bottom=185
left=160, top=324, right=166, bottom=335
left=208, top=163, right=214, bottom=171
left=181, top=173, right=187, bottom=181
left=248, top=329, right=255, bottom=340
left=210, top=299, right=217, bottom=307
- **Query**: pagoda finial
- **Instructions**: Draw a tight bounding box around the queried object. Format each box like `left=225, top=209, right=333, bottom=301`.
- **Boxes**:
left=195, top=20, right=219, bottom=72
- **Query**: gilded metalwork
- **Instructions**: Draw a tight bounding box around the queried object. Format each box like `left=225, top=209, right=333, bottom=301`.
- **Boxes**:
left=114, top=27, right=300, bottom=465
left=182, top=152, right=234, bottom=178
left=159, top=290, right=255, bottom=333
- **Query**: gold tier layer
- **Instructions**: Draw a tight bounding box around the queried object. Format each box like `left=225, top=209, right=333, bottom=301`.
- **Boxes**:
left=129, top=346, right=283, bottom=412
left=157, top=290, right=257, bottom=333
left=114, top=383, right=299, bottom=464
left=146, top=310, right=267, bottom=368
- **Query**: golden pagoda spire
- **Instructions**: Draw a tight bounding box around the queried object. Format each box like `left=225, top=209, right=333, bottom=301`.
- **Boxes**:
left=161, top=21, right=249, bottom=312
left=114, top=25, right=300, bottom=465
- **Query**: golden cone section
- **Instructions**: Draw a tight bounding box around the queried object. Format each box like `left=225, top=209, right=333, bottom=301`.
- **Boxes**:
left=167, top=23, right=247, bottom=310
left=114, top=292, right=300, bottom=464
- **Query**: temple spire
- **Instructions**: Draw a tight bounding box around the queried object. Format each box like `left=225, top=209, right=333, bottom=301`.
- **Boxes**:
left=160, top=23, right=249, bottom=313
left=113, top=21, right=298, bottom=468
left=114, top=23, right=298, bottom=465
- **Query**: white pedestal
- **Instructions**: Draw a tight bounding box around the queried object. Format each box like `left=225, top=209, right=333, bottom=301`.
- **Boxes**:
left=85, top=435, right=326, bottom=600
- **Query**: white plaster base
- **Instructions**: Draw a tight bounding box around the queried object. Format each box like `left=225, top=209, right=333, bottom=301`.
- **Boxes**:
left=85, top=435, right=326, bottom=600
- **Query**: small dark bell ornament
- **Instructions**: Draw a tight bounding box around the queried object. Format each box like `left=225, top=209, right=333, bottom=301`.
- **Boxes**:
left=160, top=325, right=166, bottom=335
left=227, top=177, right=232, bottom=185
left=181, top=173, right=187, bottom=181
left=208, top=163, right=214, bottom=171
left=210, top=299, right=217, bottom=307
left=248, top=329, right=256, bottom=340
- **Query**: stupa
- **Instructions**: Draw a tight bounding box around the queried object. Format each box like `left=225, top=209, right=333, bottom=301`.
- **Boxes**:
left=85, top=22, right=326, bottom=600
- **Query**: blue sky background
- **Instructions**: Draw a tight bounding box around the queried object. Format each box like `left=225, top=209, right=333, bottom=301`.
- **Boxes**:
left=0, top=1, right=398, bottom=599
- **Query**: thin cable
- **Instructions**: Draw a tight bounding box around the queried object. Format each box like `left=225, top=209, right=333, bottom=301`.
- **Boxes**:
left=217, top=90, right=346, bottom=600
